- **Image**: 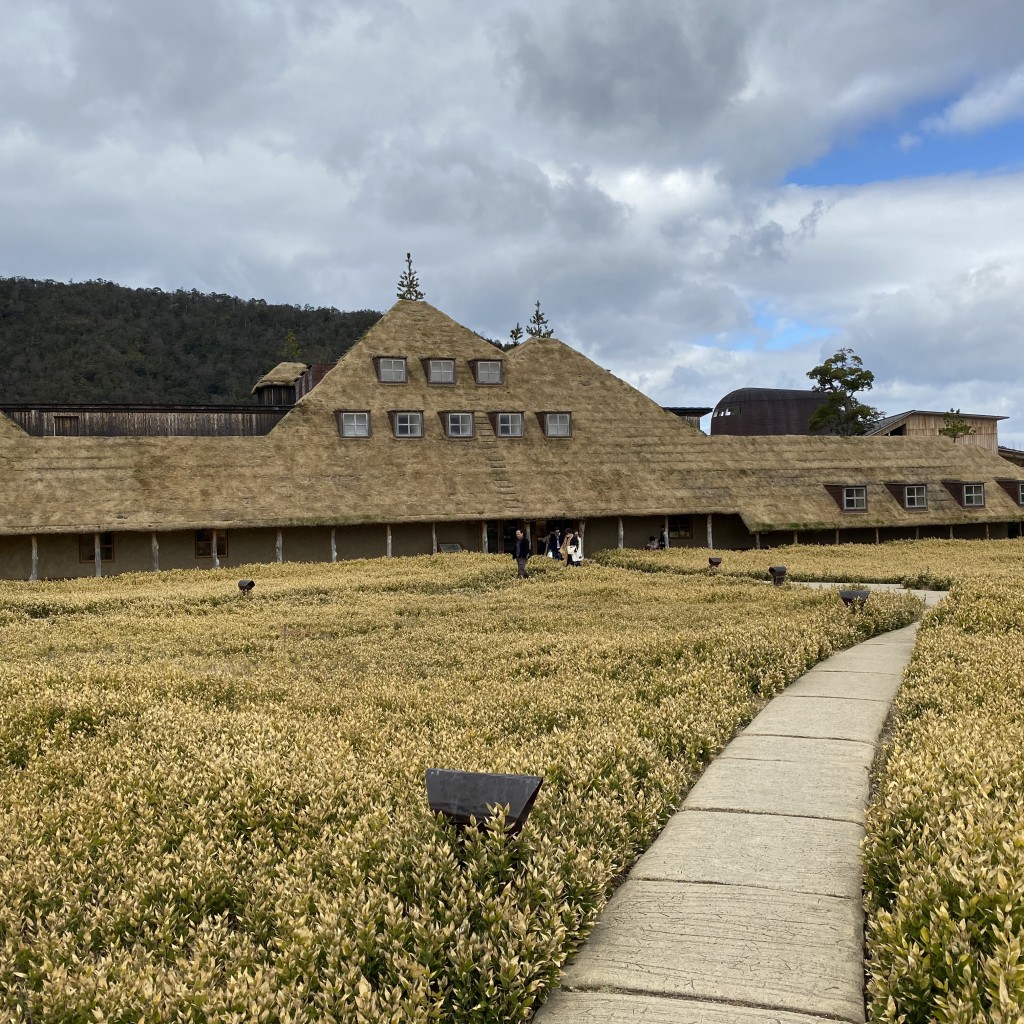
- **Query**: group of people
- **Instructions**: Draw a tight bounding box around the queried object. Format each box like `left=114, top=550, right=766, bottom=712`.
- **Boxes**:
left=512, top=526, right=581, bottom=579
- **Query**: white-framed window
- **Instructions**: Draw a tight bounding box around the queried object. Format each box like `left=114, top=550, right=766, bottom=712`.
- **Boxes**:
left=496, top=412, right=524, bottom=437
left=393, top=411, right=423, bottom=437
left=446, top=412, right=474, bottom=438
left=1019, top=482, right=1024, bottom=506
left=544, top=412, right=572, bottom=437
left=339, top=411, right=370, bottom=437
left=963, top=483, right=985, bottom=507
left=377, top=357, right=407, bottom=383
left=427, top=359, right=455, bottom=384
left=473, top=360, right=503, bottom=385
left=904, top=484, right=927, bottom=509
left=842, top=486, right=867, bottom=511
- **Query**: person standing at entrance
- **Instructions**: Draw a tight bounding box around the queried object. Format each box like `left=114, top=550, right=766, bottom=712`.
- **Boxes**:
left=545, top=527, right=563, bottom=560
left=513, top=529, right=531, bottom=578
left=564, top=530, right=581, bottom=567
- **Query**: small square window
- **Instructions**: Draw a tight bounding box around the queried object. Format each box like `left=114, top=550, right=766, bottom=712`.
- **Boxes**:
left=195, top=530, right=227, bottom=559
left=842, top=486, right=867, bottom=511
left=963, top=483, right=985, bottom=507
left=544, top=412, right=572, bottom=437
left=339, top=411, right=370, bottom=437
left=904, top=485, right=927, bottom=509
left=428, top=359, right=455, bottom=384
left=473, top=360, right=503, bottom=385
left=446, top=412, right=474, bottom=438
left=668, top=515, right=692, bottom=539
left=377, top=357, right=407, bottom=383
left=496, top=412, right=523, bottom=437
left=394, top=411, right=423, bottom=437
left=79, top=532, right=114, bottom=562
left=1019, top=482, right=1024, bottom=506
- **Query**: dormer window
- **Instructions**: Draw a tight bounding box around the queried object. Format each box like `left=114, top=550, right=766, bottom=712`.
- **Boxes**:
left=904, top=484, right=927, bottom=509
left=1020, top=482, right=1024, bottom=506
left=391, top=411, right=423, bottom=437
left=376, top=357, right=407, bottom=383
left=338, top=411, right=370, bottom=437
left=445, top=412, right=474, bottom=438
left=842, top=486, right=866, bottom=511
left=963, top=483, right=985, bottom=507
left=471, top=359, right=503, bottom=385
left=495, top=412, right=524, bottom=437
left=426, top=359, right=455, bottom=384
left=544, top=412, right=572, bottom=438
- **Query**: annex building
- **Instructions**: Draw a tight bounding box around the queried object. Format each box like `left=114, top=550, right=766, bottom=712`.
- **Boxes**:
left=1, top=299, right=1023, bottom=579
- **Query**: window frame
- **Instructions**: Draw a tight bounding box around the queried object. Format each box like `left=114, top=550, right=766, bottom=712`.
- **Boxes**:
left=337, top=410, right=371, bottom=438
left=445, top=411, right=475, bottom=439
left=391, top=410, right=424, bottom=438
left=542, top=411, right=572, bottom=438
left=667, top=515, right=692, bottom=540
left=471, top=359, right=504, bottom=385
left=78, top=532, right=114, bottom=563
left=904, top=484, right=928, bottom=510
left=495, top=411, right=524, bottom=437
left=53, top=414, right=81, bottom=436
left=842, top=485, right=867, bottom=511
left=374, top=356, right=408, bottom=384
left=424, top=358, right=456, bottom=385
left=195, top=529, right=228, bottom=559
left=963, top=482, right=985, bottom=508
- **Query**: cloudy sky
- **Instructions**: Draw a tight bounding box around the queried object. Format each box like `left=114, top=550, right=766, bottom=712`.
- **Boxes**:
left=3, top=1, right=1024, bottom=444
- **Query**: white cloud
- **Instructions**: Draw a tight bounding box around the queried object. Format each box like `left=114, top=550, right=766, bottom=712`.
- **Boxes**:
left=924, top=64, right=1024, bottom=135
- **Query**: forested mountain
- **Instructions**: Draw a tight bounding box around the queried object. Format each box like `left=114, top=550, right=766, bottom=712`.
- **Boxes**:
left=0, top=277, right=383, bottom=405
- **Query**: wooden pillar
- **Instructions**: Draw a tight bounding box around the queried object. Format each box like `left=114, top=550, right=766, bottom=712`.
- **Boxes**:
left=386, top=524, right=392, bottom=558
left=211, top=529, right=220, bottom=568
left=793, top=530, right=798, bottom=545
left=664, top=515, right=670, bottom=549
left=276, top=529, right=283, bottom=563
left=617, top=517, right=624, bottom=549
left=30, top=535, right=38, bottom=581
left=985, top=523, right=991, bottom=540
left=578, top=520, right=586, bottom=558
left=754, top=532, right=761, bottom=550
left=915, top=526, right=920, bottom=540
left=431, top=524, right=437, bottom=555
left=875, top=527, right=880, bottom=544
left=706, top=514, right=713, bottom=550
left=835, top=528, right=840, bottom=544
left=151, top=532, right=159, bottom=572
left=481, top=522, right=488, bottom=553
left=94, top=532, right=102, bottom=578
left=949, top=525, right=954, bottom=540
left=330, top=527, right=337, bottom=562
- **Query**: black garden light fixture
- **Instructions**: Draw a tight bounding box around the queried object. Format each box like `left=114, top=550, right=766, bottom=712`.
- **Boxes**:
left=768, top=565, right=787, bottom=587
left=238, top=579, right=256, bottom=595
left=839, top=588, right=870, bottom=607
left=426, top=768, right=543, bottom=837
left=708, top=556, right=722, bottom=568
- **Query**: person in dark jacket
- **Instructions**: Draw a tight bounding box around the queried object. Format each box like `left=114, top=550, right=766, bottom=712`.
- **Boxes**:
left=512, top=529, right=531, bottom=578
left=545, top=527, right=563, bottom=560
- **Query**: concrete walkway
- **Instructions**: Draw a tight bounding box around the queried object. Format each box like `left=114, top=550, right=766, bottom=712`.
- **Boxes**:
left=536, top=591, right=945, bottom=1024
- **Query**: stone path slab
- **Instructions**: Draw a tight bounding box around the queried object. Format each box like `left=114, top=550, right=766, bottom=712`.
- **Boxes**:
left=632, top=809, right=864, bottom=898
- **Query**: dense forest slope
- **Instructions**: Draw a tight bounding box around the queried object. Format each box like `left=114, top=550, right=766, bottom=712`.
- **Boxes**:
left=0, top=278, right=382, bottom=405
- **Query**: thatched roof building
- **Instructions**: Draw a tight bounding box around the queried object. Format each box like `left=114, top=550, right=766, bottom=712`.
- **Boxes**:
left=1, top=299, right=1022, bottom=578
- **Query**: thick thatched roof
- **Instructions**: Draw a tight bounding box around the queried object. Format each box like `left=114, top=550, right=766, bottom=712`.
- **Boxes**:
left=251, top=361, right=309, bottom=392
left=0, top=299, right=1022, bottom=536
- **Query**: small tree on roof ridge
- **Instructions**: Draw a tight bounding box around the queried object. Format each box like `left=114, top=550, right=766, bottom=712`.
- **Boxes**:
left=939, top=408, right=974, bottom=442
left=396, top=253, right=425, bottom=301
left=508, top=323, right=523, bottom=345
left=526, top=300, right=553, bottom=338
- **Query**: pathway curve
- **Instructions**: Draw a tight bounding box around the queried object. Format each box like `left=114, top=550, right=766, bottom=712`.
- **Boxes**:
left=535, top=589, right=945, bottom=1024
